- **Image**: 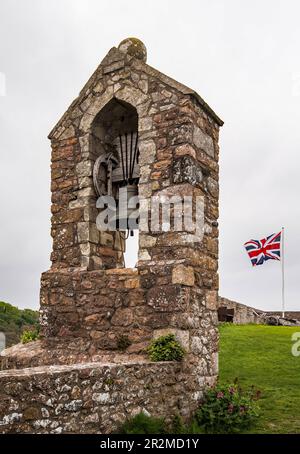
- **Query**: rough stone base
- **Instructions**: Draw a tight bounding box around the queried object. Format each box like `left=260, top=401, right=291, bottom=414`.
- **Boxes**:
left=0, top=339, right=148, bottom=371
left=0, top=360, right=213, bottom=434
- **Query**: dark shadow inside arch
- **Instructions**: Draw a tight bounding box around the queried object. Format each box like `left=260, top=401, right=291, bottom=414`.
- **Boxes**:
left=91, top=97, right=140, bottom=269
left=92, top=97, right=138, bottom=144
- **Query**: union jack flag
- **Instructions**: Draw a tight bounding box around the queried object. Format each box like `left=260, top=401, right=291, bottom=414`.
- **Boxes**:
left=244, top=231, right=282, bottom=266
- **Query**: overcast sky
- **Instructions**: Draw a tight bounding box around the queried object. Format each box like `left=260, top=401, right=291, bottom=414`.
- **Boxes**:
left=0, top=0, right=299, bottom=311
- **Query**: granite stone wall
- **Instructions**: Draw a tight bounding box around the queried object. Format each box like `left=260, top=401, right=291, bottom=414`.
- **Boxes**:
left=0, top=361, right=209, bottom=434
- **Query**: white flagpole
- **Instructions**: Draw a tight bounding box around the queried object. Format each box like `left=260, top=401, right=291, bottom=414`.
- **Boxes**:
left=281, top=227, right=285, bottom=318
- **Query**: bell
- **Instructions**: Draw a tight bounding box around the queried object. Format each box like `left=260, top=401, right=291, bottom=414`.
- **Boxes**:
left=117, top=184, right=139, bottom=231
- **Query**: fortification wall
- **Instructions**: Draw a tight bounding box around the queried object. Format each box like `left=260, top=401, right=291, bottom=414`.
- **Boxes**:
left=218, top=297, right=263, bottom=324
left=0, top=361, right=209, bottom=434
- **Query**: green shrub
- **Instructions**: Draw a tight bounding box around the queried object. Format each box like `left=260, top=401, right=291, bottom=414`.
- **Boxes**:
left=147, top=334, right=185, bottom=362
left=20, top=329, right=39, bottom=344
left=170, top=414, right=185, bottom=434
left=195, top=384, right=260, bottom=433
left=118, top=412, right=166, bottom=434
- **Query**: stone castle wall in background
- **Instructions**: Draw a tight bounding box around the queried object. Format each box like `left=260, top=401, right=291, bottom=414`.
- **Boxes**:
left=218, top=297, right=263, bottom=324
left=218, top=296, right=300, bottom=326
left=0, top=38, right=223, bottom=433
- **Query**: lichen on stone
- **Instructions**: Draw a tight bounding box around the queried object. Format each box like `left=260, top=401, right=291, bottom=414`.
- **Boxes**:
left=118, top=37, right=147, bottom=62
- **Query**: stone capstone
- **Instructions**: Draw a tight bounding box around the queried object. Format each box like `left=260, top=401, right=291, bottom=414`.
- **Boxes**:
left=118, top=37, right=147, bottom=62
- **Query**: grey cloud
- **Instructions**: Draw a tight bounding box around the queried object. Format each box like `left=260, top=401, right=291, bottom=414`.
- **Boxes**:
left=0, top=0, right=299, bottom=310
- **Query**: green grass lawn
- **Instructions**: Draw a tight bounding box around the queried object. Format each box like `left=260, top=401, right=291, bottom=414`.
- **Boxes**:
left=219, top=324, right=300, bottom=433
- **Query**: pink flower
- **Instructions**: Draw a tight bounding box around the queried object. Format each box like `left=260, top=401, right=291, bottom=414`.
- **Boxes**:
left=217, top=391, right=224, bottom=399
left=229, top=387, right=236, bottom=395
left=228, top=404, right=234, bottom=414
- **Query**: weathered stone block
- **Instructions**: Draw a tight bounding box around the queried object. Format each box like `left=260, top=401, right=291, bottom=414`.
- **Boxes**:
left=174, top=144, right=196, bottom=159
left=139, top=235, right=157, bottom=248
left=206, top=290, right=218, bottom=310
left=76, top=160, right=93, bottom=178
left=173, top=156, right=203, bottom=186
left=138, top=249, right=151, bottom=261
left=124, top=278, right=140, bottom=289
left=77, top=222, right=99, bottom=244
left=193, top=125, right=215, bottom=157
left=147, top=285, right=190, bottom=312
left=111, top=308, right=133, bottom=326
left=172, top=264, right=195, bottom=286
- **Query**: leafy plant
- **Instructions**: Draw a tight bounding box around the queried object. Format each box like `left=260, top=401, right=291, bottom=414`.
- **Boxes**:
left=118, top=412, right=166, bottom=434
left=147, top=334, right=185, bottom=362
left=195, top=384, right=260, bottom=433
left=20, top=328, right=39, bottom=344
left=170, top=414, right=185, bottom=434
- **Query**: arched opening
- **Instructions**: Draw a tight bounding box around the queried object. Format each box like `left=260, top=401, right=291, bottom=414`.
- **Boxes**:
left=91, top=98, right=140, bottom=268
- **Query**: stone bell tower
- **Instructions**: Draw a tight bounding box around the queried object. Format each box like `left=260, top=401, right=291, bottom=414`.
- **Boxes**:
left=0, top=38, right=223, bottom=434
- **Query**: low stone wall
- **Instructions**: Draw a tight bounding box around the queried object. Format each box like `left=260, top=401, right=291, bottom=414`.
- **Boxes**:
left=218, top=297, right=300, bottom=325
left=0, top=339, right=148, bottom=371
left=0, top=360, right=206, bottom=434
left=267, top=311, right=300, bottom=321
left=218, top=297, right=263, bottom=324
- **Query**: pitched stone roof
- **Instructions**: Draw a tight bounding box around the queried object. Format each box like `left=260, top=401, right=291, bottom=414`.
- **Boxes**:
left=139, top=61, right=223, bottom=126
left=49, top=46, right=223, bottom=140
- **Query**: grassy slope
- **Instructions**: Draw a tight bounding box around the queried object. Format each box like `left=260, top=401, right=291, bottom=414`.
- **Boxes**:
left=0, top=301, right=39, bottom=347
left=219, top=324, right=300, bottom=434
